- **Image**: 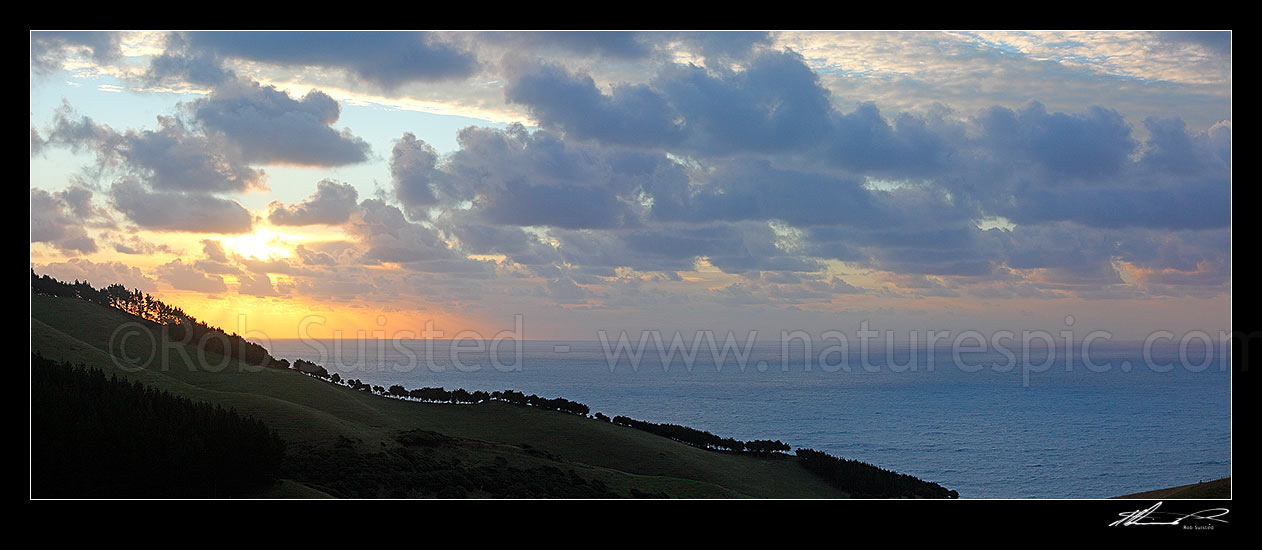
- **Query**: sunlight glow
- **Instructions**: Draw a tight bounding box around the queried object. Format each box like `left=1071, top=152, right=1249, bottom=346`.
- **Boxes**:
left=222, top=231, right=295, bottom=260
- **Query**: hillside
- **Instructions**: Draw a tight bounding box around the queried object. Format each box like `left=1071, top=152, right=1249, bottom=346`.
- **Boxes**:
left=30, top=291, right=954, bottom=498
left=1115, top=478, right=1231, bottom=499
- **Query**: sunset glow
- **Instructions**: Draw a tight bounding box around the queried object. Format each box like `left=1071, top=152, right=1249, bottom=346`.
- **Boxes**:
left=30, top=31, right=1230, bottom=340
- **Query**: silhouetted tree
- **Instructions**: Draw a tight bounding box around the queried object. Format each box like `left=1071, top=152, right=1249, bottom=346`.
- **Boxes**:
left=31, top=353, right=286, bottom=497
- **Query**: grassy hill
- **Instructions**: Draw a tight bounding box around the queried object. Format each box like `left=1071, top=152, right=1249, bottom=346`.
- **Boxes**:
left=1115, top=478, right=1231, bottom=499
left=32, top=293, right=863, bottom=498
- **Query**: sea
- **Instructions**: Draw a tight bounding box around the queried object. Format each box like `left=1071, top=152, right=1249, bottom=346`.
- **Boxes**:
left=266, top=337, right=1231, bottom=499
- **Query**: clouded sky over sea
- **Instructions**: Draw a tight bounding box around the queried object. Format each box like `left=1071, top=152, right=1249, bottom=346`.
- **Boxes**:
left=30, top=31, right=1231, bottom=340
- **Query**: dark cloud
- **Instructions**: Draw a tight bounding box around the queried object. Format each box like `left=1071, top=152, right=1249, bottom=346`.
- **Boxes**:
left=108, top=179, right=253, bottom=234
left=43, top=108, right=265, bottom=193
left=110, top=234, right=175, bottom=256
left=826, top=103, right=957, bottom=176
left=654, top=50, right=836, bottom=155
left=861, top=226, right=1001, bottom=277
left=444, top=220, right=539, bottom=257
left=188, top=79, right=371, bottom=166
left=268, top=179, right=359, bottom=226
left=145, top=42, right=235, bottom=88
left=975, top=101, right=1137, bottom=181
left=183, top=31, right=478, bottom=89
left=56, top=185, right=99, bottom=221
left=414, top=125, right=668, bottom=230
left=651, top=158, right=879, bottom=226
left=998, top=179, right=1228, bottom=230
left=499, top=49, right=955, bottom=179
left=30, top=188, right=98, bottom=254
left=31, top=127, right=45, bottom=156
left=557, top=222, right=821, bottom=276
left=390, top=133, right=446, bottom=218
left=483, top=179, right=638, bottom=230
left=505, top=61, right=684, bottom=148
left=504, top=50, right=835, bottom=156
left=31, top=31, right=122, bottom=74
left=481, top=31, right=770, bottom=65
left=1139, top=117, right=1231, bottom=179
left=383, top=95, right=1228, bottom=298
left=485, top=32, right=653, bottom=60
left=1153, top=31, right=1231, bottom=56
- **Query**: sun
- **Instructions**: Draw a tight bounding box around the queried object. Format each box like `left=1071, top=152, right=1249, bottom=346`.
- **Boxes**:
left=222, top=231, right=294, bottom=260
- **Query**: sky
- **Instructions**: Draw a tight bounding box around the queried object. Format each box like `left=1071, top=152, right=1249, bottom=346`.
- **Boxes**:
left=29, top=31, right=1232, bottom=342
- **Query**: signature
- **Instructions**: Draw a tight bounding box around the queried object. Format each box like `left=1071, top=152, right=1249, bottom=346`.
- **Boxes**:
left=1110, top=501, right=1229, bottom=527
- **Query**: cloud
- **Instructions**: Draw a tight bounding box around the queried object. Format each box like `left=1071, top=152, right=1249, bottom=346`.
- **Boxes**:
left=268, top=179, right=359, bottom=226
left=825, top=103, right=957, bottom=176
left=55, top=185, right=102, bottom=221
left=655, top=49, right=837, bottom=155
left=974, top=101, right=1137, bottom=181
left=552, top=222, right=821, bottom=276
left=294, top=244, right=337, bottom=266
left=1139, top=117, right=1231, bottom=179
left=348, top=199, right=484, bottom=273
left=108, top=179, right=253, bottom=234
left=43, top=107, right=265, bottom=194
left=1153, top=31, right=1231, bottom=56
left=237, top=272, right=277, bottom=297
left=31, top=31, right=122, bottom=74
left=650, top=158, right=878, bottom=226
left=504, top=50, right=835, bottom=156
left=31, top=32, right=1230, bottom=307
left=190, top=239, right=240, bottom=276
left=202, top=239, right=230, bottom=263
left=110, top=234, right=176, bottom=256
left=33, top=258, right=156, bottom=292
left=188, top=79, right=371, bottom=166
left=390, top=133, right=446, bottom=218
left=378, top=91, right=1228, bottom=298
left=504, top=61, right=684, bottom=148
left=30, top=187, right=98, bottom=254
left=156, top=258, right=228, bottom=293
left=545, top=277, right=595, bottom=303
left=486, top=31, right=653, bottom=60
left=404, top=125, right=666, bottom=230
left=663, top=32, right=774, bottom=63
left=478, top=31, right=771, bottom=66
left=997, top=180, right=1229, bottom=231
left=145, top=47, right=234, bottom=87
left=445, top=220, right=539, bottom=257
left=824, top=276, right=864, bottom=295
left=484, top=179, right=639, bottom=230
left=183, top=31, right=478, bottom=89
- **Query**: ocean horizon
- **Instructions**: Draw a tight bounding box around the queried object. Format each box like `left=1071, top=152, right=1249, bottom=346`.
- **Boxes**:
left=265, top=338, right=1231, bottom=499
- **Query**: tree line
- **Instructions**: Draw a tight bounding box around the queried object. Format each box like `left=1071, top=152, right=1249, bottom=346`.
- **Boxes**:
left=325, top=373, right=592, bottom=416
left=31, top=270, right=287, bottom=369
left=31, top=352, right=286, bottom=497
left=794, top=448, right=959, bottom=498
left=607, top=415, right=790, bottom=455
